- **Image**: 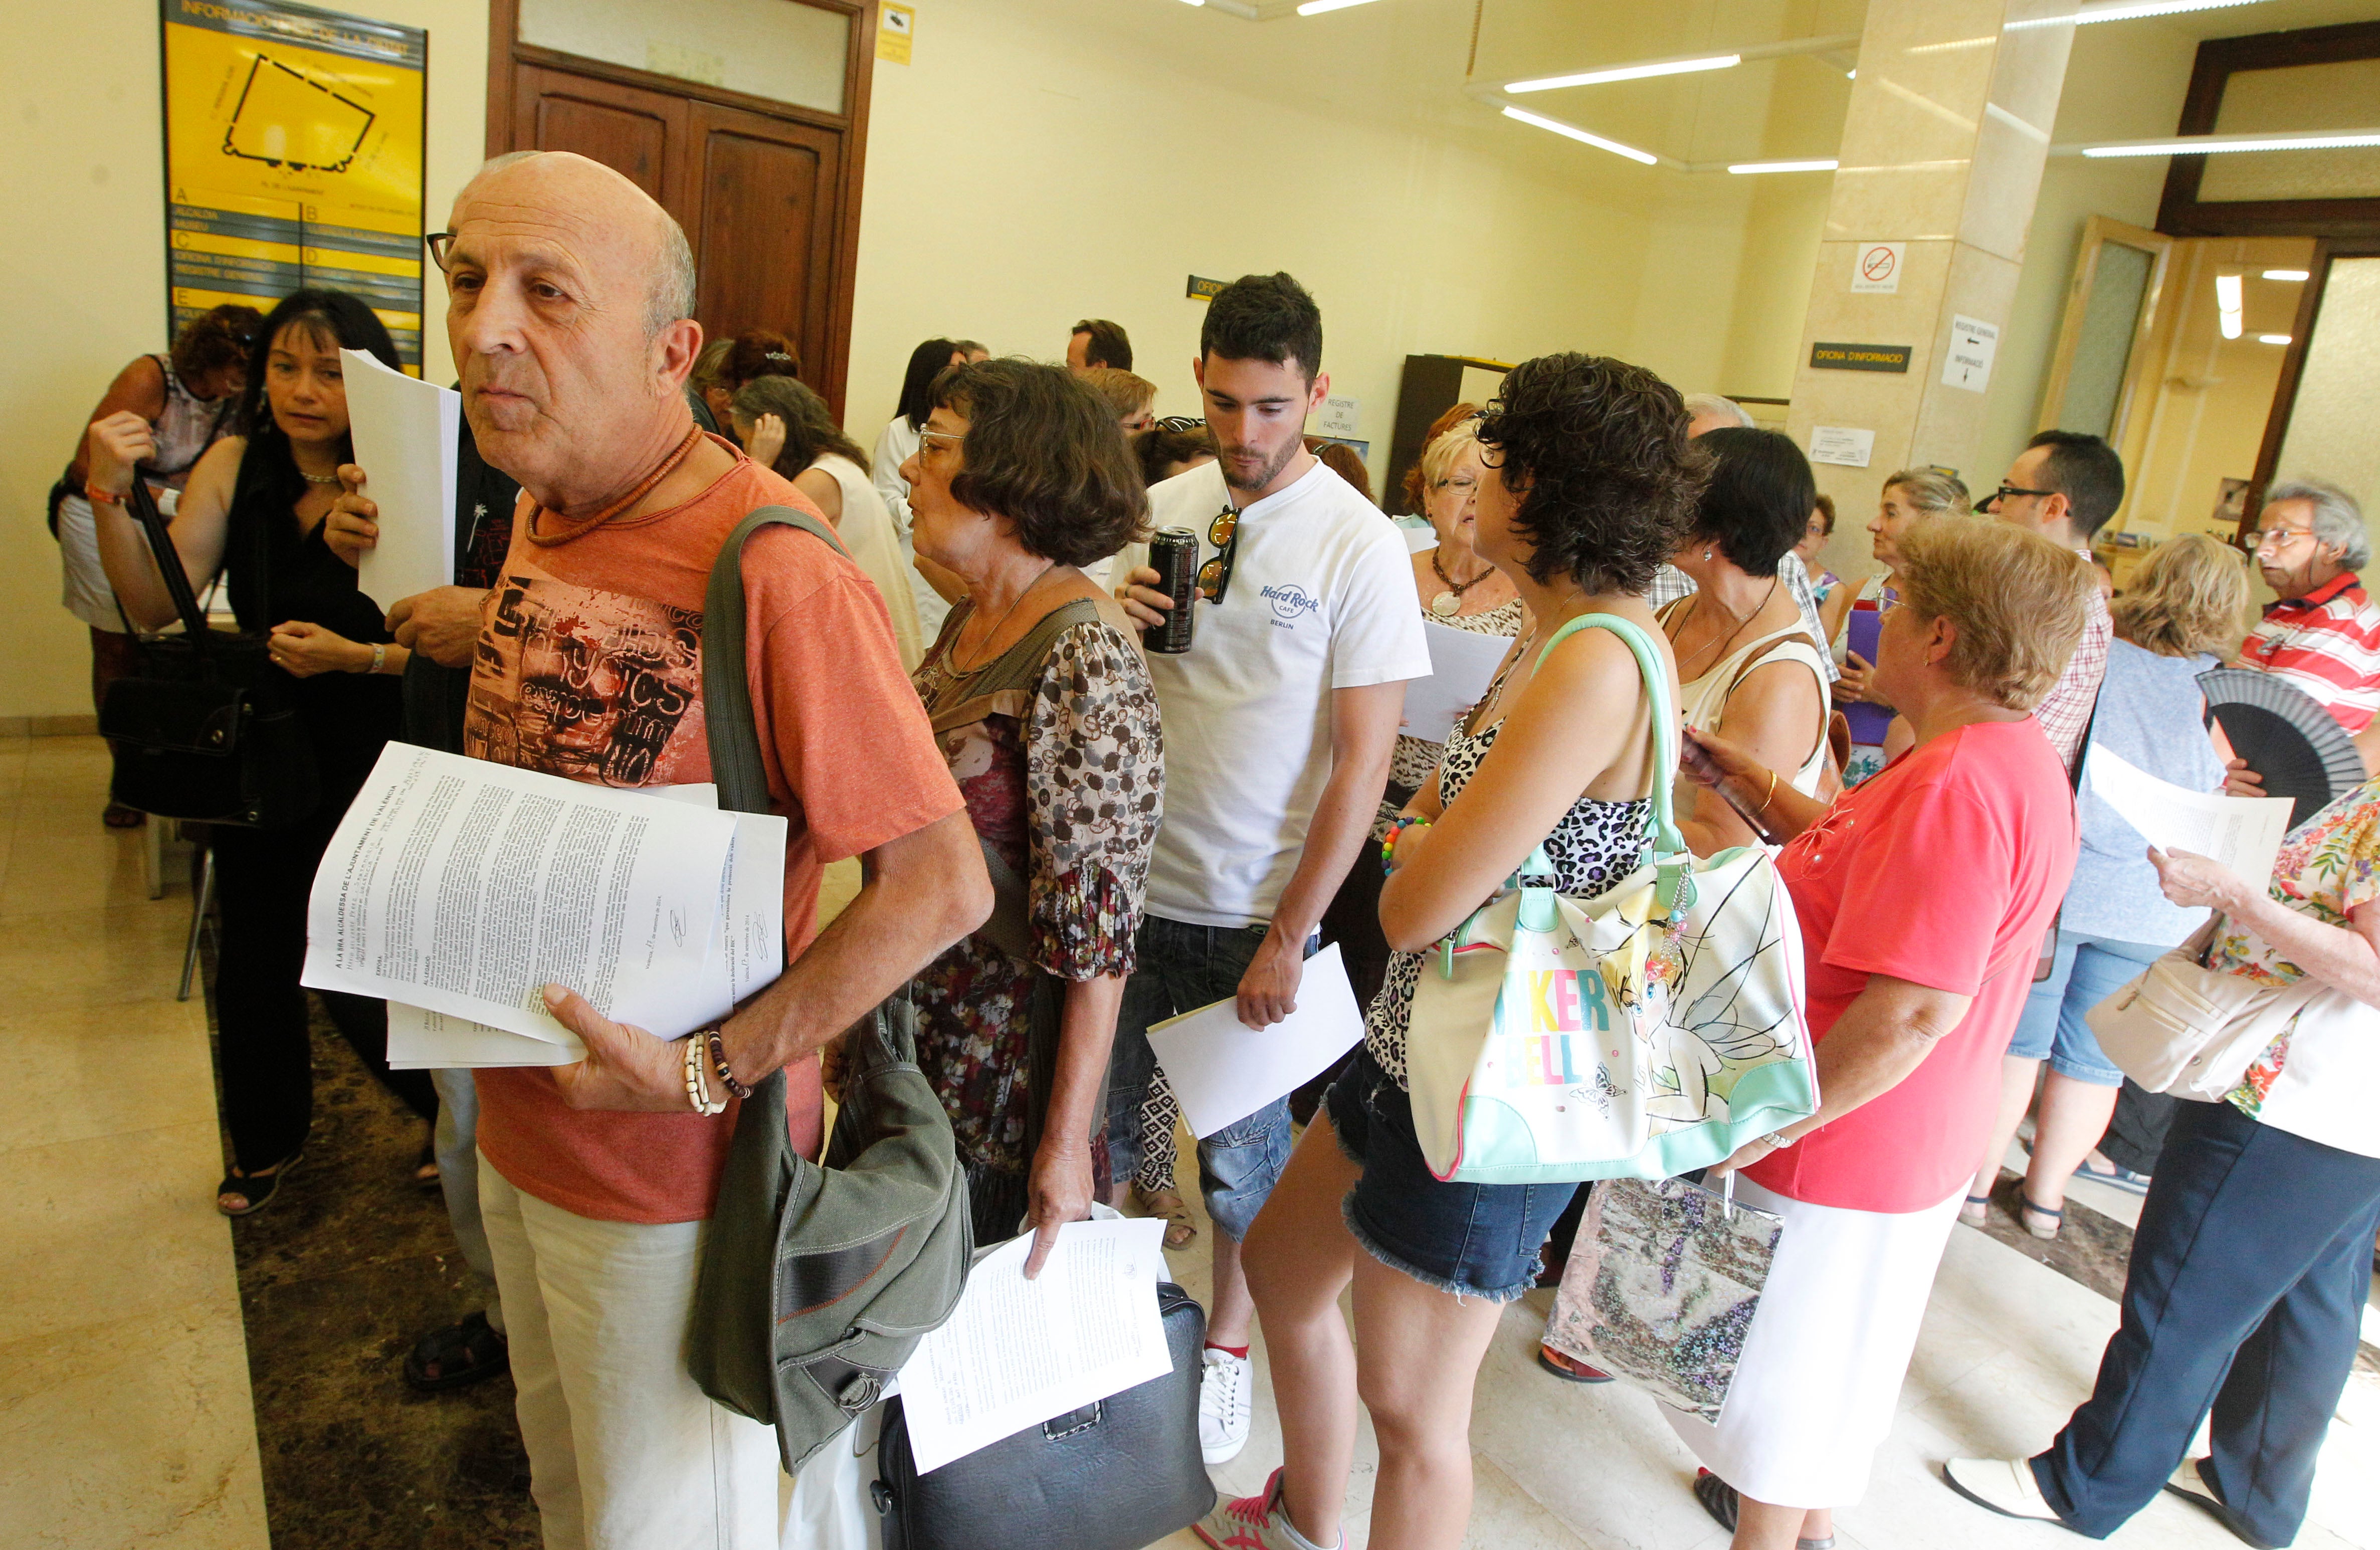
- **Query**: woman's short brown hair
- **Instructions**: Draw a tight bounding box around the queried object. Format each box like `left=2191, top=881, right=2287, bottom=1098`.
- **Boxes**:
left=1893, top=518, right=2096, bottom=712
left=170, top=303, right=263, bottom=385
left=2112, top=532, right=2250, bottom=659
left=721, top=329, right=801, bottom=388
left=931, top=358, right=1148, bottom=567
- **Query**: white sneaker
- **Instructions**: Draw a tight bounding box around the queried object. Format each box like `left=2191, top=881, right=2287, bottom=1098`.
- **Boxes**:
left=1199, top=1347, right=1252, bottom=1464
left=1942, top=1457, right=2062, bottom=1523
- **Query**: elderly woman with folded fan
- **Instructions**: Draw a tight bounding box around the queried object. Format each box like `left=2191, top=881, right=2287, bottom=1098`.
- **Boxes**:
left=1674, top=517, right=2092, bottom=1550
left=1942, top=772, right=2380, bottom=1550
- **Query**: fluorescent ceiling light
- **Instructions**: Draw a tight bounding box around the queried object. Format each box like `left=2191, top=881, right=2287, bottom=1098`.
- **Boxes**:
left=2009, top=0, right=2261, bottom=27
left=1295, top=0, right=1378, bottom=12
left=2258, top=334, right=2293, bottom=345
left=1500, top=106, right=1659, bottom=165
left=2216, top=273, right=2243, bottom=339
left=2081, top=130, right=2380, bottom=158
left=1507, top=54, right=1737, bottom=93
left=1728, top=159, right=1839, bottom=174
left=2263, top=269, right=2310, bottom=282
left=1846, top=69, right=1856, bottom=78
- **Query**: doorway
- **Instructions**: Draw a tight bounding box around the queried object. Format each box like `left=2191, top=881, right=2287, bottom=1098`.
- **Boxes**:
left=485, top=0, right=876, bottom=418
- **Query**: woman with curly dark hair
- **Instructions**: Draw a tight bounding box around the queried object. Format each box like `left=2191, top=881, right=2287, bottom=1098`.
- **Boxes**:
left=1205, top=353, right=1703, bottom=1550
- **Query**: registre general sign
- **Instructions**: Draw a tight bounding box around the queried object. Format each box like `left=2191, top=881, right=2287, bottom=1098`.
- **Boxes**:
left=160, top=0, right=427, bottom=371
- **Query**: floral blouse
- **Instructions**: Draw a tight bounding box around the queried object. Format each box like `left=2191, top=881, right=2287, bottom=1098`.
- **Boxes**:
left=909, top=616, right=1164, bottom=1176
left=2206, top=775, right=2380, bottom=1117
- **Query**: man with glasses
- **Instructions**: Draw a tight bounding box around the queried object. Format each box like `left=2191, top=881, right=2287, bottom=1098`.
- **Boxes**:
left=1112, top=272, right=1428, bottom=1464
left=1976, top=430, right=2122, bottom=772
left=2238, top=478, right=2380, bottom=746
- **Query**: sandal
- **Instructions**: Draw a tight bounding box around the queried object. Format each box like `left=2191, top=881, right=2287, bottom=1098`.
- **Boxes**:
left=404, top=1310, right=509, bottom=1393
left=1958, top=1192, right=1993, bottom=1228
left=2021, top=1194, right=2064, bottom=1241
left=1691, top=1471, right=1834, bottom=1548
left=217, top=1149, right=304, bottom=1217
left=1536, top=1343, right=1613, bottom=1383
left=1133, top=1185, right=1197, bottom=1251
left=102, top=803, right=145, bottom=829
left=414, top=1140, right=442, bottom=1191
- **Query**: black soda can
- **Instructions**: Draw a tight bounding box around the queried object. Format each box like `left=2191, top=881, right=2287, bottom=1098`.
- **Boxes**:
left=1144, top=526, right=1199, bottom=654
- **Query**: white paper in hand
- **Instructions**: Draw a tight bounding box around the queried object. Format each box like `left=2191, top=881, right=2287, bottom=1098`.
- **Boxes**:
left=386, top=1003, right=581, bottom=1069
left=340, top=348, right=458, bottom=609
left=1400, top=621, right=1513, bottom=747
left=894, top=1217, right=1171, bottom=1474
left=2088, top=744, right=2294, bottom=886
left=1145, top=942, right=1365, bottom=1138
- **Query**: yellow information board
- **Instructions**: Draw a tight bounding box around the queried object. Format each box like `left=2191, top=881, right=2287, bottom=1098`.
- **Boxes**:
left=160, top=0, right=428, bottom=370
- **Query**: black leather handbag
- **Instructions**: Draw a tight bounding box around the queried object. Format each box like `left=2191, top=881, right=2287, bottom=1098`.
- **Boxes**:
left=872, top=1281, right=1216, bottom=1550
left=97, top=479, right=318, bottom=828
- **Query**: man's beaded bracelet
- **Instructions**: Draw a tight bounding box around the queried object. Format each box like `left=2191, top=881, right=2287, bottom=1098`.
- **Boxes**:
left=681, top=1035, right=725, bottom=1116
left=707, top=1029, right=752, bottom=1101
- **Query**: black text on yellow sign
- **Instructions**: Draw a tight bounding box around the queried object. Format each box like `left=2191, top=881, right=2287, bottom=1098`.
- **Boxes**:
left=1809, top=341, right=1912, bottom=373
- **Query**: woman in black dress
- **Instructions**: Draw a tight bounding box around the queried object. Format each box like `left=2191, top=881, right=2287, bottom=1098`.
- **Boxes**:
left=88, top=289, right=437, bottom=1215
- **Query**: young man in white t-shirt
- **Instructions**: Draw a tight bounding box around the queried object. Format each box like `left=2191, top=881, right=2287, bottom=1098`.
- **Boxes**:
left=1113, top=272, right=1430, bottom=1464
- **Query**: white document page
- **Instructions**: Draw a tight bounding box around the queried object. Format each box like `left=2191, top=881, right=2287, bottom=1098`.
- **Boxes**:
left=302, top=743, right=737, bottom=1044
left=895, top=1217, right=1171, bottom=1475
left=1145, top=942, right=1365, bottom=1138
left=1400, top=621, right=1514, bottom=747
left=386, top=1004, right=581, bottom=1070
left=2088, top=744, right=2294, bottom=886
left=340, top=349, right=459, bottom=609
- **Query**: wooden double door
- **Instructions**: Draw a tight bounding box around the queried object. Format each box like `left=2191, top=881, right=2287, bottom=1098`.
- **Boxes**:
left=494, top=42, right=869, bottom=418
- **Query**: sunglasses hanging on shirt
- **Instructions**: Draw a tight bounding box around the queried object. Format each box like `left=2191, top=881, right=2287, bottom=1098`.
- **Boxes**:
left=1198, top=504, right=1241, bottom=604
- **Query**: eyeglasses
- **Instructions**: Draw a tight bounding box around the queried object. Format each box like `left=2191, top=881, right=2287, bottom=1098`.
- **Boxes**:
left=424, top=231, right=455, bottom=271
left=918, top=429, right=966, bottom=457
left=1199, top=505, right=1240, bottom=604
left=2251, top=525, right=2314, bottom=553
left=1977, top=483, right=2055, bottom=512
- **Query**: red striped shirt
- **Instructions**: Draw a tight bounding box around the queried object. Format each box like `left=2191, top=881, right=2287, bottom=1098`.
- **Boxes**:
left=2240, top=571, right=2380, bottom=733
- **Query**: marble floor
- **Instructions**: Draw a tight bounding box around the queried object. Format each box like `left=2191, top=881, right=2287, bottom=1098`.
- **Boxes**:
left=5, top=733, right=2374, bottom=1549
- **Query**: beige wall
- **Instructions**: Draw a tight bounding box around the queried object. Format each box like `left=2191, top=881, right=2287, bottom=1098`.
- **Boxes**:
left=0, top=0, right=487, bottom=720
left=0, top=0, right=1840, bottom=718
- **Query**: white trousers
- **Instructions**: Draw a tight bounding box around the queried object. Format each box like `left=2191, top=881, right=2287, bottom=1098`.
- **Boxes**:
left=479, top=1153, right=780, bottom=1550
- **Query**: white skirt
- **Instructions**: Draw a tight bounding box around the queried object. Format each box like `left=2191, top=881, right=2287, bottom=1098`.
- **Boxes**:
left=1662, top=1174, right=1962, bottom=1508
left=55, top=486, right=177, bottom=631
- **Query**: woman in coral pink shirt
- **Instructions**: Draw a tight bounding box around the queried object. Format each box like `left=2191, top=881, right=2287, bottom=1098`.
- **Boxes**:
left=1670, top=518, right=2095, bottom=1550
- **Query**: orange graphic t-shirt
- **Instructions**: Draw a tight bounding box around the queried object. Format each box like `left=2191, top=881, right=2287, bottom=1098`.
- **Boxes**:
left=466, top=438, right=962, bottom=1224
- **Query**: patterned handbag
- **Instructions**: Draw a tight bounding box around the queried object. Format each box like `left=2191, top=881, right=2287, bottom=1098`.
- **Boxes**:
left=1403, top=613, right=1818, bottom=1184
left=1540, top=1174, right=1781, bottom=1422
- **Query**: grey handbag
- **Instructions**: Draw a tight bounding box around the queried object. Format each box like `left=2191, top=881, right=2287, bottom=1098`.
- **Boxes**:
left=685, top=505, right=975, bottom=1473
left=1540, top=1174, right=1782, bottom=1423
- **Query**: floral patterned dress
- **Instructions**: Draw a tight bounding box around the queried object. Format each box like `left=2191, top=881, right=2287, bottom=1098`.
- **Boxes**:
left=2204, top=774, right=2380, bottom=1118
left=909, top=605, right=1164, bottom=1226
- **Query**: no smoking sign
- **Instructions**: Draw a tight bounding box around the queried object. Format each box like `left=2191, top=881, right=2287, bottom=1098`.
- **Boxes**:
left=1852, top=241, right=1904, bottom=295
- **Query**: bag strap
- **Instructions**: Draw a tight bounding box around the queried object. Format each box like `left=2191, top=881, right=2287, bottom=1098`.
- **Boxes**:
left=701, top=504, right=851, bottom=816
left=1533, top=612, right=1689, bottom=914
left=122, top=477, right=215, bottom=658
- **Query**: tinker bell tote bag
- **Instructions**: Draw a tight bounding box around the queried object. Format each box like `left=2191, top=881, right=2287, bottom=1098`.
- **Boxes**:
left=1404, top=613, right=1818, bottom=1185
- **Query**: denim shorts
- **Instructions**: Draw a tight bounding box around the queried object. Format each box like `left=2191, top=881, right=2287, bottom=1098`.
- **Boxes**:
left=1325, top=1046, right=1579, bottom=1303
left=2007, top=930, right=2165, bottom=1087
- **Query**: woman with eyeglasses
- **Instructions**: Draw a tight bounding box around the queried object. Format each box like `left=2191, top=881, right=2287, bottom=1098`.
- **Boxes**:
left=895, top=358, right=1163, bottom=1268
left=1832, top=468, right=1971, bottom=785
left=55, top=303, right=262, bottom=828
left=84, top=289, right=439, bottom=1216
left=874, top=336, right=990, bottom=641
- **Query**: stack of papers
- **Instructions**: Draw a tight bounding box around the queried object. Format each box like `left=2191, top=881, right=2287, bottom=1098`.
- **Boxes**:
left=303, top=744, right=785, bottom=1068
left=2086, top=745, right=2293, bottom=885
left=1400, top=620, right=1513, bottom=747
left=895, top=1217, right=1172, bottom=1474
left=1145, top=943, right=1365, bottom=1138
left=339, top=349, right=459, bottom=609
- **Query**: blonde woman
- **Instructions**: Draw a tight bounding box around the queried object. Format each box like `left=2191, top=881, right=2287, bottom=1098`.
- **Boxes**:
left=1832, top=468, right=1971, bottom=784
left=1961, top=533, right=2251, bottom=1235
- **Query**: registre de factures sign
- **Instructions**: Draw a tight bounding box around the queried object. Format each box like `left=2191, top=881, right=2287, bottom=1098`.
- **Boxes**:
left=1809, top=341, right=1912, bottom=373
left=160, top=0, right=428, bottom=370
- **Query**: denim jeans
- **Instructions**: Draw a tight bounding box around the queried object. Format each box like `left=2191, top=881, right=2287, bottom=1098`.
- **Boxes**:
left=1106, top=915, right=1304, bottom=1242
